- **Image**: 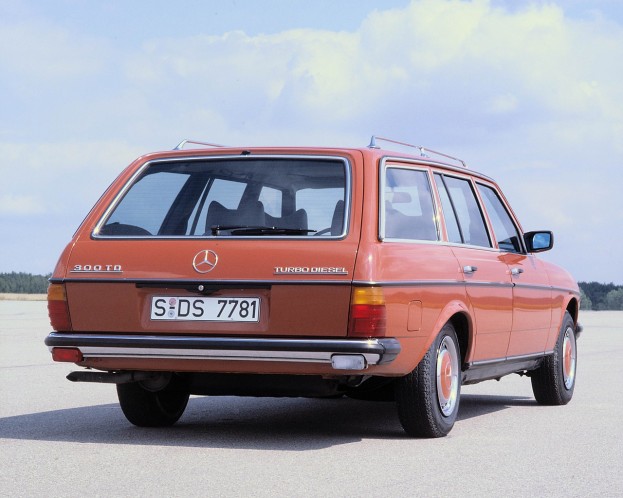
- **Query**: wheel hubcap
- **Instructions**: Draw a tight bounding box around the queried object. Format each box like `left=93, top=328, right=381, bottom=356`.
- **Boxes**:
left=562, top=326, right=576, bottom=390
left=436, top=336, right=459, bottom=417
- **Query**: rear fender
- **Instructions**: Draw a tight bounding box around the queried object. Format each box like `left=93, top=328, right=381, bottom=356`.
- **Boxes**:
left=405, top=300, right=473, bottom=372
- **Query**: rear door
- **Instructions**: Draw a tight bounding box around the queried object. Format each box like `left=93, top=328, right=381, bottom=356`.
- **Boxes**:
left=434, top=173, right=514, bottom=362
left=64, top=154, right=360, bottom=338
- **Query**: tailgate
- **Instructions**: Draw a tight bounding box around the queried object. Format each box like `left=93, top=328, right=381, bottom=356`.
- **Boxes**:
left=64, top=239, right=357, bottom=337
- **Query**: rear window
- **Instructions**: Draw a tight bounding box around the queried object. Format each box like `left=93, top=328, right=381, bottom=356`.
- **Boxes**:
left=95, top=157, right=349, bottom=238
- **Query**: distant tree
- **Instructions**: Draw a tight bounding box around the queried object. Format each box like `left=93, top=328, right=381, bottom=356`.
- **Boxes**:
left=0, top=272, right=49, bottom=294
left=579, top=282, right=619, bottom=310
left=579, top=288, right=592, bottom=311
left=604, top=289, right=623, bottom=311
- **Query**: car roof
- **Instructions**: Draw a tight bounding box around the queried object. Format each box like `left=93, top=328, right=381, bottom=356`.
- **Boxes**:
left=138, top=139, right=495, bottom=183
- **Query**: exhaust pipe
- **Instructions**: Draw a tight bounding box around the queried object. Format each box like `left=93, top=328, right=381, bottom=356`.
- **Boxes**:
left=66, top=370, right=161, bottom=384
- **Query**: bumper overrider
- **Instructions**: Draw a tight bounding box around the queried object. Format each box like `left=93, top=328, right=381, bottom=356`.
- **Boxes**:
left=45, top=333, right=401, bottom=371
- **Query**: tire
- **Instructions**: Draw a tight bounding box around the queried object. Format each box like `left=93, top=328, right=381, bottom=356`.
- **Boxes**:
left=531, top=311, right=577, bottom=405
left=116, top=376, right=190, bottom=427
left=395, top=323, right=461, bottom=438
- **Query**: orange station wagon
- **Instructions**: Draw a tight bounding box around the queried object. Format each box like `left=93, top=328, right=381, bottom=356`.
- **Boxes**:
left=45, top=137, right=581, bottom=437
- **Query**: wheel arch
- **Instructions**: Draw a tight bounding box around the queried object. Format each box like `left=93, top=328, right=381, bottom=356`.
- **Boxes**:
left=566, top=297, right=579, bottom=324
left=430, top=301, right=473, bottom=368
left=448, top=312, right=471, bottom=368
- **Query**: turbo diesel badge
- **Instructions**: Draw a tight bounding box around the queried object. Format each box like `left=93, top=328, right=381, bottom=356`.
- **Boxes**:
left=274, top=266, right=348, bottom=275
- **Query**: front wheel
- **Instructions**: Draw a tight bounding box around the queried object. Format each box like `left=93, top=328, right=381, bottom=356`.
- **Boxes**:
left=531, top=311, right=577, bottom=405
left=117, top=375, right=190, bottom=427
left=395, top=323, right=461, bottom=438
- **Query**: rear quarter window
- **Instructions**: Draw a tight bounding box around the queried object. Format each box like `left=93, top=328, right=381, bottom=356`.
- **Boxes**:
left=381, top=165, right=439, bottom=241
left=102, top=172, right=189, bottom=236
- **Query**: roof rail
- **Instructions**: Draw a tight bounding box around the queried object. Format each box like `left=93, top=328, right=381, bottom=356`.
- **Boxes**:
left=368, top=135, right=467, bottom=168
left=173, top=139, right=225, bottom=150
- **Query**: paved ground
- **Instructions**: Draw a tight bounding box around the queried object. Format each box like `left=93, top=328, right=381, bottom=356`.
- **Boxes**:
left=1, top=302, right=621, bottom=497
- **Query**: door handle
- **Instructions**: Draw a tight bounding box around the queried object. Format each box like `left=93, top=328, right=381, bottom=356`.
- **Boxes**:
left=511, top=268, right=524, bottom=276
left=463, top=265, right=478, bottom=274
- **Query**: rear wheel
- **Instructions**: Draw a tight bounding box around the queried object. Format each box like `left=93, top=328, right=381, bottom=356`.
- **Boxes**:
left=531, top=311, right=577, bottom=405
left=117, top=375, right=190, bottom=427
left=395, top=323, right=461, bottom=438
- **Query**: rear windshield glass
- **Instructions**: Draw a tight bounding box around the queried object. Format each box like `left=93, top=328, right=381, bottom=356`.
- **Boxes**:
left=95, top=157, right=349, bottom=238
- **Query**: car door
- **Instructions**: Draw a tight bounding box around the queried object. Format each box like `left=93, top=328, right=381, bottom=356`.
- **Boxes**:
left=477, top=183, right=553, bottom=356
left=434, top=173, right=513, bottom=362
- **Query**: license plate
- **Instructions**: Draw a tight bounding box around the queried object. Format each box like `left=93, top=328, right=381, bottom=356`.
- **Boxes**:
left=150, top=296, right=260, bottom=322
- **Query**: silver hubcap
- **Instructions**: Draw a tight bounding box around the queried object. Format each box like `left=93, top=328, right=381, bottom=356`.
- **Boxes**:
left=562, top=326, right=577, bottom=390
left=436, top=336, right=459, bottom=417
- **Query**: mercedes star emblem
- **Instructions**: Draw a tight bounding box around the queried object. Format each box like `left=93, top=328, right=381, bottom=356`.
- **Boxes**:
left=192, top=250, right=218, bottom=273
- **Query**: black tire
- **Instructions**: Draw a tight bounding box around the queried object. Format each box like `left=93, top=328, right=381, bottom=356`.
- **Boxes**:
left=395, top=323, right=461, bottom=438
left=531, top=311, right=577, bottom=405
left=117, top=376, right=190, bottom=427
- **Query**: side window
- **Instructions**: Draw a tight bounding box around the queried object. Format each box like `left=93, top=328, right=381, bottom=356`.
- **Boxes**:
left=434, top=174, right=491, bottom=248
left=259, top=186, right=282, bottom=218
left=382, top=167, right=438, bottom=241
left=478, top=184, right=523, bottom=253
left=190, top=179, right=247, bottom=235
left=104, top=172, right=189, bottom=235
left=434, top=174, right=462, bottom=244
left=296, top=187, right=344, bottom=233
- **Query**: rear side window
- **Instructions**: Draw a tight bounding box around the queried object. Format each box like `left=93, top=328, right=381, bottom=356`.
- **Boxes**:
left=102, top=172, right=189, bottom=236
left=381, top=167, right=438, bottom=241
left=434, top=174, right=491, bottom=248
left=95, top=157, right=349, bottom=238
left=477, top=184, right=523, bottom=253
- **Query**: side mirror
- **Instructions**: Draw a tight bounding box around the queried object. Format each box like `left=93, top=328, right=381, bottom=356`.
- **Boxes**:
left=524, top=231, right=554, bottom=253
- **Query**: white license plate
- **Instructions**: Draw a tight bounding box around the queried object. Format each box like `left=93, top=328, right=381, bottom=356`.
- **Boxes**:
left=150, top=296, right=260, bottom=322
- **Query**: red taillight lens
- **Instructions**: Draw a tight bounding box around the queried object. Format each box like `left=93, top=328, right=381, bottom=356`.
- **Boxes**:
left=47, top=284, right=72, bottom=331
left=51, top=347, right=83, bottom=363
left=348, top=287, right=387, bottom=337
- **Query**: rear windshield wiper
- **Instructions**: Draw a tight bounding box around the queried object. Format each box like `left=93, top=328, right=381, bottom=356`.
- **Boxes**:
left=210, top=225, right=316, bottom=236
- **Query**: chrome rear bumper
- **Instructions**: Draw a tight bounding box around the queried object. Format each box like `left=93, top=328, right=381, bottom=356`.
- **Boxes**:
left=45, top=332, right=401, bottom=370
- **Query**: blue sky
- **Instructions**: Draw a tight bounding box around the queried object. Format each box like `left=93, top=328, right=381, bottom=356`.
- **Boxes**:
left=1, top=0, right=622, bottom=283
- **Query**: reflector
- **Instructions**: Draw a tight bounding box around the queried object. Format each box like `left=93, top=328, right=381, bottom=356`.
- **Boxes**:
left=52, top=348, right=83, bottom=363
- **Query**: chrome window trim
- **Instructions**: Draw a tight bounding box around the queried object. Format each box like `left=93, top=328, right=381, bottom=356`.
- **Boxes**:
left=379, top=155, right=495, bottom=183
left=92, top=154, right=352, bottom=240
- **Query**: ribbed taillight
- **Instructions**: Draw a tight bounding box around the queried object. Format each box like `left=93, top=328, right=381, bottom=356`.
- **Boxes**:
left=47, top=283, right=72, bottom=331
left=348, top=287, right=387, bottom=337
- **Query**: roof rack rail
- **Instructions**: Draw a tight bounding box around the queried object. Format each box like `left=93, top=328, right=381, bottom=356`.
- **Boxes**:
left=368, top=135, right=467, bottom=168
left=173, top=139, right=225, bottom=150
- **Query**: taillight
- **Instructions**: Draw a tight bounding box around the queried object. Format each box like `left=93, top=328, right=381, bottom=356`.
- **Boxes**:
left=348, top=287, right=387, bottom=337
left=47, top=283, right=72, bottom=331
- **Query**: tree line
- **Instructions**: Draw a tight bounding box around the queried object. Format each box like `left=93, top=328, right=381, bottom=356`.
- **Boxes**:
left=1, top=272, right=622, bottom=310
left=578, top=281, right=623, bottom=311
left=0, top=272, right=50, bottom=294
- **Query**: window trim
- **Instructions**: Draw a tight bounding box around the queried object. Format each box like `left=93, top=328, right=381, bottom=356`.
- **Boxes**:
left=91, top=154, right=352, bottom=240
